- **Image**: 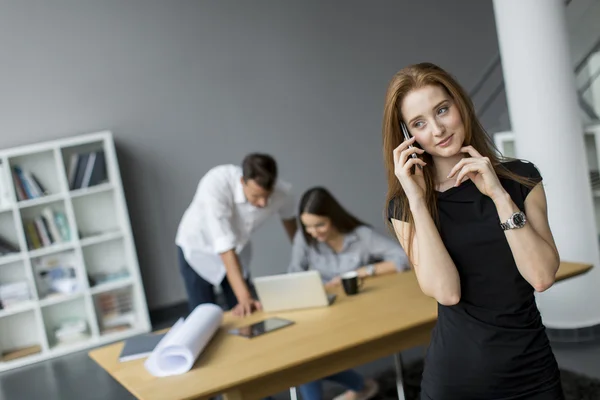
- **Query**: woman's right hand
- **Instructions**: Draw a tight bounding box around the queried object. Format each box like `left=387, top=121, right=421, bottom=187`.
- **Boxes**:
left=324, top=276, right=341, bottom=289
left=393, top=137, right=427, bottom=202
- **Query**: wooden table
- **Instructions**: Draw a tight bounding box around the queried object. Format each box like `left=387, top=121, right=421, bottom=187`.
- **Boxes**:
left=89, top=261, right=592, bottom=400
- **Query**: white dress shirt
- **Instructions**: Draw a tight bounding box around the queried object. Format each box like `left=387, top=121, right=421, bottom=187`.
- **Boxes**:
left=175, top=164, right=295, bottom=285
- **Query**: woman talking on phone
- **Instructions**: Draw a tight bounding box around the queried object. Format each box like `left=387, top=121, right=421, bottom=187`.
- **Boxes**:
left=383, top=63, right=564, bottom=400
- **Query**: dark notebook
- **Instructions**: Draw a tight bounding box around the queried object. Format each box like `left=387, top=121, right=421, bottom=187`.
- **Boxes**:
left=118, top=333, right=166, bottom=362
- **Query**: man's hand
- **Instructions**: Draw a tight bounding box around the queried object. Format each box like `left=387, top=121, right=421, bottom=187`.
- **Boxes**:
left=232, top=297, right=262, bottom=317
left=220, top=249, right=259, bottom=317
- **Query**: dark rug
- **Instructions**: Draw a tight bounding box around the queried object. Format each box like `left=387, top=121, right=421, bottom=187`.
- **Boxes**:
left=326, top=359, right=600, bottom=400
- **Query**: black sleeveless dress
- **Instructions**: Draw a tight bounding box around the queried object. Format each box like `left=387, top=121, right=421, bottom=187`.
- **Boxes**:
left=388, top=160, right=564, bottom=400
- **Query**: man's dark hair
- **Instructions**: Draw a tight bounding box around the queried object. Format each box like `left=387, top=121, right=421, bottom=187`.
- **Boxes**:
left=241, top=153, right=278, bottom=191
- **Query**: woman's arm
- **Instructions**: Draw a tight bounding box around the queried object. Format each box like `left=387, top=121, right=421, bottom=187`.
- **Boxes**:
left=390, top=137, right=461, bottom=306
left=356, top=261, right=397, bottom=278
left=447, top=147, right=560, bottom=292
left=391, top=200, right=461, bottom=306
left=493, top=183, right=559, bottom=291
left=356, top=227, right=410, bottom=278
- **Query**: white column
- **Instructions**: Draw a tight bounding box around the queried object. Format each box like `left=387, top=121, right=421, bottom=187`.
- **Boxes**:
left=493, top=0, right=600, bottom=329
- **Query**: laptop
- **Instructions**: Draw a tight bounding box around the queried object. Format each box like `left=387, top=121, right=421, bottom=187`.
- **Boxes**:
left=253, top=270, right=336, bottom=312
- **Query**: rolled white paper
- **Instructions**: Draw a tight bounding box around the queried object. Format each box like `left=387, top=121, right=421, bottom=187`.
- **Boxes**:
left=144, top=303, right=223, bottom=377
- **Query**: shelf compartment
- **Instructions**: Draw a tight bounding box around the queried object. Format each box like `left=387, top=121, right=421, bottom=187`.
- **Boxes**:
left=0, top=310, right=43, bottom=363
left=31, top=250, right=83, bottom=303
left=0, top=209, right=21, bottom=257
left=82, top=236, right=130, bottom=290
left=72, top=189, right=120, bottom=240
left=61, top=141, right=108, bottom=192
left=0, top=259, right=33, bottom=311
left=41, top=296, right=91, bottom=349
left=7, top=150, right=61, bottom=203
left=93, top=285, right=138, bottom=336
left=20, top=200, right=72, bottom=252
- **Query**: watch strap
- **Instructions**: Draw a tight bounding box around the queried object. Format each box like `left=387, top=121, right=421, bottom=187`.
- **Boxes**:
left=366, top=264, right=376, bottom=276
left=500, top=211, right=525, bottom=231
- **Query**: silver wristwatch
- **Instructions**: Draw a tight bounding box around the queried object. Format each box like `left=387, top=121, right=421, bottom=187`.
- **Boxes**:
left=500, top=211, right=527, bottom=231
left=366, top=264, right=376, bottom=276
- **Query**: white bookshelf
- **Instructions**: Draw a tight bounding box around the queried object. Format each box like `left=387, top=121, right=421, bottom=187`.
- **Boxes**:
left=0, top=130, right=150, bottom=371
left=494, top=122, right=600, bottom=234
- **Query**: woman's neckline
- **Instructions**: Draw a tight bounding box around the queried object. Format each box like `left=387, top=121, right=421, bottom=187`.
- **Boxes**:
left=434, top=178, right=473, bottom=195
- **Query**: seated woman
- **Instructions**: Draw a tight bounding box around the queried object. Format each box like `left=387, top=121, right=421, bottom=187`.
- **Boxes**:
left=288, top=187, right=409, bottom=400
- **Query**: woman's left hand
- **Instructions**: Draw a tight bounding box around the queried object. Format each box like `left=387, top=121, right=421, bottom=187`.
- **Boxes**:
left=447, top=146, right=507, bottom=201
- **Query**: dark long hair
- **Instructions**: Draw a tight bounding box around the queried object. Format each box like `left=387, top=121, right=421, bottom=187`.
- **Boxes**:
left=299, top=187, right=365, bottom=247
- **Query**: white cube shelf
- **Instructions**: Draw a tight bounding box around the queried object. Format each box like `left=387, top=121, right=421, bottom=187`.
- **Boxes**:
left=0, top=130, right=150, bottom=371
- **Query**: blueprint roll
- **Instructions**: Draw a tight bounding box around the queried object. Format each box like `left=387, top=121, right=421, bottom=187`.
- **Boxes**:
left=144, top=303, right=223, bottom=377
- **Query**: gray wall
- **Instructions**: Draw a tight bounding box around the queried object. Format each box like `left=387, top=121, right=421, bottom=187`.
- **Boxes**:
left=0, top=0, right=501, bottom=309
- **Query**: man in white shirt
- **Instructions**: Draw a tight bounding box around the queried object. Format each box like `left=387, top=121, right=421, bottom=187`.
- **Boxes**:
left=175, top=153, right=297, bottom=317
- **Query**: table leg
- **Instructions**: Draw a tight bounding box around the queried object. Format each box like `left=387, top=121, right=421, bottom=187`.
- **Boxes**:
left=289, top=386, right=298, bottom=400
left=393, top=353, right=406, bottom=400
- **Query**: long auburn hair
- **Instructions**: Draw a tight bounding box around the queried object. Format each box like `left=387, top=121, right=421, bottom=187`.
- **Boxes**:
left=299, top=187, right=366, bottom=248
left=382, top=62, right=534, bottom=263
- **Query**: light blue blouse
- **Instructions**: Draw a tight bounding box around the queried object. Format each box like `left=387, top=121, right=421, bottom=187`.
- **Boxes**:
left=287, top=225, right=409, bottom=282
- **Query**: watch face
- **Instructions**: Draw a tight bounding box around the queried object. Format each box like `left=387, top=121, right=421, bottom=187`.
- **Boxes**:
left=513, top=212, right=526, bottom=227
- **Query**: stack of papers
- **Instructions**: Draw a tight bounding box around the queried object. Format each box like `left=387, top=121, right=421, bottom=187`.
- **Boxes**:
left=0, top=281, right=30, bottom=308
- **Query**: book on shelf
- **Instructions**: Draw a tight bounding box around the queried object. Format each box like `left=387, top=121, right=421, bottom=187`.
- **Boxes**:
left=96, top=289, right=135, bottom=333
left=11, top=165, right=48, bottom=201
left=24, top=207, right=70, bottom=250
left=68, top=150, right=107, bottom=190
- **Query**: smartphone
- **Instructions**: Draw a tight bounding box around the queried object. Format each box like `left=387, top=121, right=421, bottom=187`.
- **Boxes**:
left=228, top=317, right=294, bottom=339
left=401, top=121, right=421, bottom=166
left=401, top=121, right=417, bottom=158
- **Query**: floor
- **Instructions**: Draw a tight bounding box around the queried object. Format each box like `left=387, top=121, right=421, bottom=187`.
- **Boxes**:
left=0, top=321, right=599, bottom=400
